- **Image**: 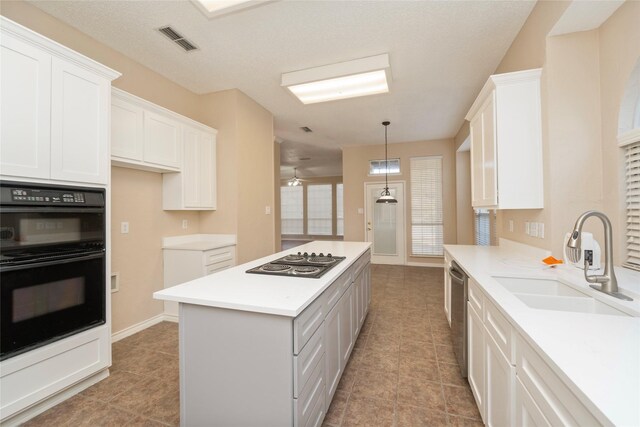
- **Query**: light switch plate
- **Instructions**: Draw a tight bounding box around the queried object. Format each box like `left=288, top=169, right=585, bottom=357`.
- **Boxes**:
left=358, top=208, right=364, bottom=215
left=530, top=222, right=538, bottom=237
left=509, top=220, right=514, bottom=233
left=121, top=222, right=129, bottom=234
left=525, top=222, right=530, bottom=235
left=182, top=219, right=188, bottom=229
left=538, top=222, right=545, bottom=238
left=265, top=206, right=271, bottom=215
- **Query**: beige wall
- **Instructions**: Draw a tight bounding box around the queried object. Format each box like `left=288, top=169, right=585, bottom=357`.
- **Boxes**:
left=198, top=90, right=276, bottom=264
left=1, top=2, right=276, bottom=332
left=343, top=139, right=456, bottom=265
left=491, top=1, right=640, bottom=262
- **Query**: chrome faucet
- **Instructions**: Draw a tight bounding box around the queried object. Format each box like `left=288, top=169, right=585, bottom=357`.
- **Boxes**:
left=566, top=211, right=632, bottom=301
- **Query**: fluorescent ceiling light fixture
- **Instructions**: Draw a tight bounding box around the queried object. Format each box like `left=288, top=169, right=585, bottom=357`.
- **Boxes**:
left=191, top=0, right=275, bottom=19
left=282, top=54, right=391, bottom=105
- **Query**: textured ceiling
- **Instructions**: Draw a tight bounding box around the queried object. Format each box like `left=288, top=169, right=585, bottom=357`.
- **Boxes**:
left=29, top=0, right=535, bottom=176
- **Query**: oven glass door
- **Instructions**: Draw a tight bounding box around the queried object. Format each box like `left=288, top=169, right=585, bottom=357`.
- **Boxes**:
left=0, top=252, right=106, bottom=360
left=0, top=209, right=104, bottom=253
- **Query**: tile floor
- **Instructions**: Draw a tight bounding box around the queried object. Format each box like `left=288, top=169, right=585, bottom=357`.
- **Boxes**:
left=24, top=265, right=482, bottom=427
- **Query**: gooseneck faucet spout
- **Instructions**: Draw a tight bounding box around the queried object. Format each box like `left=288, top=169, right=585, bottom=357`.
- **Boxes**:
left=566, top=211, right=632, bottom=301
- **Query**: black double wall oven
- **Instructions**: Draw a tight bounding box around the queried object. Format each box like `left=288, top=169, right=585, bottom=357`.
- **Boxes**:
left=0, top=181, right=106, bottom=361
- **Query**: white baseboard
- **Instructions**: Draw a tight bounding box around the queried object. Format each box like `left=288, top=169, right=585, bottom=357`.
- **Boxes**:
left=406, top=261, right=444, bottom=268
left=162, top=313, right=179, bottom=323
left=1, top=369, right=108, bottom=427
left=111, top=313, right=166, bottom=343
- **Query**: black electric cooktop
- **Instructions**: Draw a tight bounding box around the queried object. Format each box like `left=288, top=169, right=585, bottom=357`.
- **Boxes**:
left=246, top=252, right=346, bottom=279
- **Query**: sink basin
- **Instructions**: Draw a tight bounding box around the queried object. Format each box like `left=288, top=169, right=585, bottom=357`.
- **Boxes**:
left=515, top=294, right=629, bottom=317
left=493, top=276, right=587, bottom=297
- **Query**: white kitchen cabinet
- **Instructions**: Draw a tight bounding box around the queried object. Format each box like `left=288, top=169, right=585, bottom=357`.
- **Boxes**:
left=515, top=377, right=551, bottom=427
left=163, top=124, right=217, bottom=210
left=110, top=88, right=181, bottom=172
left=485, top=332, right=515, bottom=427
left=163, top=235, right=236, bottom=320
left=466, top=68, right=543, bottom=209
left=339, top=286, right=354, bottom=368
left=324, top=301, right=342, bottom=403
left=0, top=17, right=119, bottom=185
left=444, top=251, right=452, bottom=325
left=467, top=300, right=486, bottom=422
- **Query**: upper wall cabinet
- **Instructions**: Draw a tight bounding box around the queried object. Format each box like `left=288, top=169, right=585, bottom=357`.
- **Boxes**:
left=466, top=69, right=543, bottom=209
left=0, top=17, right=120, bottom=185
left=111, top=88, right=217, bottom=210
left=111, top=88, right=182, bottom=172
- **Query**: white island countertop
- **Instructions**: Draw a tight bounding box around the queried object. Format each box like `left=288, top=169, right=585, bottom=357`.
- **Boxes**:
left=154, top=241, right=371, bottom=317
left=444, top=243, right=640, bottom=427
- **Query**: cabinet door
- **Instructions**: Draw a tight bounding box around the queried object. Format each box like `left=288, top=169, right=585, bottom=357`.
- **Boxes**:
left=470, top=114, right=484, bottom=207
left=444, top=253, right=451, bottom=325
left=485, top=332, right=514, bottom=427
left=339, top=286, right=354, bottom=369
left=468, top=302, right=485, bottom=421
left=365, top=265, right=371, bottom=311
left=352, top=273, right=362, bottom=337
left=199, top=131, right=216, bottom=208
left=111, top=96, right=144, bottom=161
left=143, top=111, right=181, bottom=169
left=0, top=33, right=51, bottom=179
left=182, top=126, right=201, bottom=208
left=50, top=57, right=109, bottom=184
left=515, top=377, right=550, bottom=427
left=480, top=95, right=497, bottom=206
left=325, top=302, right=341, bottom=403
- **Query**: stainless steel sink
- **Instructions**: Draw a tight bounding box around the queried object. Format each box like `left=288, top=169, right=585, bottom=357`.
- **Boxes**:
left=493, top=276, right=587, bottom=297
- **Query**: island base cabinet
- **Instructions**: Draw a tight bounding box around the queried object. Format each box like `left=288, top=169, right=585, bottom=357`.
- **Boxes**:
left=179, top=304, right=294, bottom=426
left=325, top=301, right=342, bottom=403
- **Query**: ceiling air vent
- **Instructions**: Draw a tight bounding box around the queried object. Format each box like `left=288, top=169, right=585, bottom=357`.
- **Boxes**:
left=158, top=26, right=198, bottom=52
left=300, top=126, right=313, bottom=133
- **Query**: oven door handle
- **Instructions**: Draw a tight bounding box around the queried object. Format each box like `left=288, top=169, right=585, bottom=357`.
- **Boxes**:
left=0, top=251, right=104, bottom=271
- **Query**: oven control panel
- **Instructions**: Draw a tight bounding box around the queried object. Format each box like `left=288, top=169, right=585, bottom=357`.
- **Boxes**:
left=0, top=183, right=104, bottom=207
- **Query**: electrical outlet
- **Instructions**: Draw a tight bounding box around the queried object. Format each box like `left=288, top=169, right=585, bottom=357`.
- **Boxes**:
left=120, top=222, right=129, bottom=234
left=182, top=219, right=188, bottom=229
left=509, top=220, right=514, bottom=233
left=584, top=250, right=593, bottom=266
left=530, top=222, right=538, bottom=237
left=538, top=222, right=545, bottom=238
left=525, top=222, right=530, bottom=235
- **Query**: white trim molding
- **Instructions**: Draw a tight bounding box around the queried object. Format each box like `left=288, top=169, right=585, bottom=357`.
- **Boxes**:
left=618, top=128, right=640, bottom=148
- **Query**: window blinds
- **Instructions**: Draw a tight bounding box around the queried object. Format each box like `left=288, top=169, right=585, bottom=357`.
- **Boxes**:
left=307, top=184, right=332, bottom=235
left=474, top=208, right=495, bottom=246
left=280, top=186, right=303, bottom=234
left=410, top=156, right=443, bottom=256
left=336, top=183, right=344, bottom=236
left=625, top=141, right=640, bottom=270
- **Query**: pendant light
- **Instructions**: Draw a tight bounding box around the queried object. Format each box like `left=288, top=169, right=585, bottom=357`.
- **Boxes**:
left=376, top=121, right=397, bottom=204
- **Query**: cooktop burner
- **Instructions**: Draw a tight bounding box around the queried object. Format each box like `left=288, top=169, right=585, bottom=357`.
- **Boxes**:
left=246, top=252, right=346, bottom=279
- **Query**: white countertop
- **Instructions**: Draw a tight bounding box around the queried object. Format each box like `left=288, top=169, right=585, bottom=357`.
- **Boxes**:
left=162, top=234, right=236, bottom=251
left=444, top=243, right=640, bottom=427
left=154, top=241, right=371, bottom=317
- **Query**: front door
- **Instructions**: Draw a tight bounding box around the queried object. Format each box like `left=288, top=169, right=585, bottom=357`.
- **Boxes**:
left=365, top=182, right=405, bottom=265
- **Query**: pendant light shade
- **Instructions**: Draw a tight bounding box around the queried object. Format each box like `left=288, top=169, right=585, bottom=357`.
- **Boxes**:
left=376, top=121, right=398, bottom=204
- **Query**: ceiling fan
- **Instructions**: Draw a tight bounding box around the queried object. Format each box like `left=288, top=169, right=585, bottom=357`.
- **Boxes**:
left=287, top=168, right=307, bottom=186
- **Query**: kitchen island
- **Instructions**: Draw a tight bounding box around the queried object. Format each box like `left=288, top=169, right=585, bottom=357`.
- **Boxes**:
left=154, top=241, right=371, bottom=427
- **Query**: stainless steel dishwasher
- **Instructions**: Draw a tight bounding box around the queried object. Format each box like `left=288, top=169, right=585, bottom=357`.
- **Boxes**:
left=449, top=260, right=468, bottom=377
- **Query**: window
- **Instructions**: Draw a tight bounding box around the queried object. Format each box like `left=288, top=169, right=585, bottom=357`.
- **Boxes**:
left=625, top=141, right=640, bottom=270
left=336, top=183, right=344, bottom=236
left=307, top=184, right=332, bottom=235
left=410, top=156, right=443, bottom=256
left=280, top=186, right=303, bottom=234
left=474, top=208, right=496, bottom=246
left=369, top=158, right=400, bottom=175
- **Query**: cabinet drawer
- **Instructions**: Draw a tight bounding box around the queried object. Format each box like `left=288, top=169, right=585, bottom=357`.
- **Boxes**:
left=515, top=376, right=551, bottom=427
left=484, top=298, right=514, bottom=363
left=294, top=324, right=325, bottom=398
left=325, top=270, right=350, bottom=313
left=294, top=294, right=326, bottom=355
left=294, top=354, right=325, bottom=427
left=204, top=246, right=234, bottom=266
left=468, top=278, right=484, bottom=316
left=516, top=336, right=600, bottom=427
left=205, top=260, right=233, bottom=275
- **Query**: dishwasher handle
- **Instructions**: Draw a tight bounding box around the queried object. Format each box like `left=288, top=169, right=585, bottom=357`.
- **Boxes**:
left=449, top=266, right=466, bottom=284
